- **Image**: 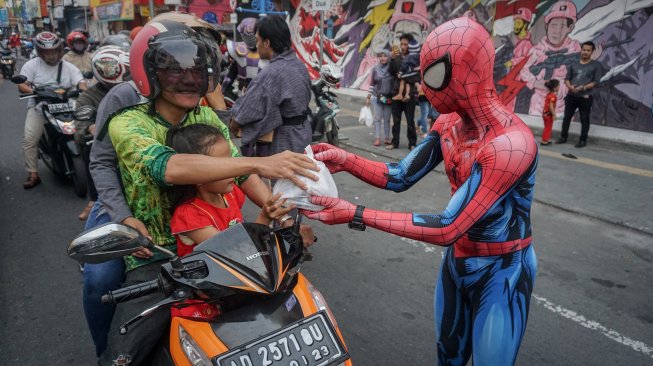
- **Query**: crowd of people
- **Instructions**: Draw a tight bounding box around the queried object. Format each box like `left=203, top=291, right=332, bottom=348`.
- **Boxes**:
left=9, top=11, right=563, bottom=366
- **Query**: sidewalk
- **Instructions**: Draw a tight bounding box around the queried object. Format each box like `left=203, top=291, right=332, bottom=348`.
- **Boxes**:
left=334, top=87, right=653, bottom=152
left=331, top=88, right=653, bottom=237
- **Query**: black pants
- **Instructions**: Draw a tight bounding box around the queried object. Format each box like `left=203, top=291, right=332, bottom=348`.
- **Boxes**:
left=561, top=95, right=593, bottom=142
left=99, top=262, right=169, bottom=366
left=81, top=142, right=98, bottom=201
left=391, top=98, right=417, bottom=148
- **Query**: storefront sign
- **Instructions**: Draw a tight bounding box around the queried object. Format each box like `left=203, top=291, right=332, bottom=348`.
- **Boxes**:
left=95, top=0, right=134, bottom=21
left=0, top=9, right=8, bottom=27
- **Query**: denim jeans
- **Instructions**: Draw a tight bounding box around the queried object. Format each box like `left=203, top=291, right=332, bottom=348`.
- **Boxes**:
left=82, top=201, right=126, bottom=356
left=418, top=100, right=430, bottom=133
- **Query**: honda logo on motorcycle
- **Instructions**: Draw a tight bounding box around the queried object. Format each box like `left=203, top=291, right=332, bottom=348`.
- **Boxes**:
left=246, top=251, right=269, bottom=261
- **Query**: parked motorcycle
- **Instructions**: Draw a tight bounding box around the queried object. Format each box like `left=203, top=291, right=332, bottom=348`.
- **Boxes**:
left=1, top=50, right=15, bottom=79
left=68, top=219, right=352, bottom=366
left=310, top=65, right=342, bottom=147
left=11, top=75, right=87, bottom=197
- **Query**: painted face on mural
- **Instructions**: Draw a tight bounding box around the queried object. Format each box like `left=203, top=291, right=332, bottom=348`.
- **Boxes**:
left=392, top=20, right=427, bottom=46
left=545, top=17, right=574, bottom=47
left=513, top=19, right=527, bottom=36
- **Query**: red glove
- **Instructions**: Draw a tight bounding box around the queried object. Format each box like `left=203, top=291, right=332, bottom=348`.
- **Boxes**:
left=311, top=143, right=356, bottom=174
left=301, top=196, right=356, bottom=225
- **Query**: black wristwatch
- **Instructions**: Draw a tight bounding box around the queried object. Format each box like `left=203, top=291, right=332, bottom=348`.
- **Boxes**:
left=348, top=205, right=366, bottom=231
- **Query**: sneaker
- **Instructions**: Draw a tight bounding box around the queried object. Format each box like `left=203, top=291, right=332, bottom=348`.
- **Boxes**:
left=373, top=138, right=381, bottom=146
left=574, top=140, right=586, bottom=148
left=385, top=145, right=395, bottom=150
left=540, top=141, right=552, bottom=146
left=556, top=137, right=567, bottom=144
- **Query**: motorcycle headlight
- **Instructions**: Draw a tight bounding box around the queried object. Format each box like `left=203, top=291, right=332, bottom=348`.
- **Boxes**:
left=178, top=325, right=212, bottom=366
left=307, top=282, right=339, bottom=330
left=59, top=121, right=76, bottom=135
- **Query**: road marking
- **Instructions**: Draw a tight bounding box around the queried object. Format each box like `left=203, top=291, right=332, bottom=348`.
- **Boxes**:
left=532, top=294, right=653, bottom=359
left=394, top=236, right=653, bottom=359
left=538, top=149, right=653, bottom=178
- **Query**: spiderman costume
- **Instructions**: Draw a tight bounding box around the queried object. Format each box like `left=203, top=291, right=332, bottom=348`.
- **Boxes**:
left=303, top=18, right=538, bottom=365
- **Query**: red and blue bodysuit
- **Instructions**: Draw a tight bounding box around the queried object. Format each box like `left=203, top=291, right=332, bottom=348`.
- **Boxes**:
left=304, top=18, right=538, bottom=365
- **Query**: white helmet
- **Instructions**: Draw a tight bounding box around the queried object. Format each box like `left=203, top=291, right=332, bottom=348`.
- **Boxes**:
left=91, top=46, right=130, bottom=86
left=320, top=64, right=342, bottom=88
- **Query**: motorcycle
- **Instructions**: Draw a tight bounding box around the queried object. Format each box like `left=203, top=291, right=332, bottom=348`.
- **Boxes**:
left=68, top=219, right=352, bottom=366
left=11, top=75, right=87, bottom=197
left=1, top=50, right=15, bottom=79
left=309, top=78, right=341, bottom=147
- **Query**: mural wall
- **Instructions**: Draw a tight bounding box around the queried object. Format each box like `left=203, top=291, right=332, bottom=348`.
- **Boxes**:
left=283, top=0, right=653, bottom=133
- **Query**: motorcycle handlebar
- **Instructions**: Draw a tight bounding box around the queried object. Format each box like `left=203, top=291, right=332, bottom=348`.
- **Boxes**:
left=101, top=279, right=161, bottom=305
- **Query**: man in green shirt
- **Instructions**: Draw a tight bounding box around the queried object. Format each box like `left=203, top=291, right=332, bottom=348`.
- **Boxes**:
left=100, top=18, right=318, bottom=366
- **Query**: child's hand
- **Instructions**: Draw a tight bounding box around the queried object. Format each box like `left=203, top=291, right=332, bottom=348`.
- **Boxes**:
left=552, top=114, right=557, bottom=120
left=261, top=193, right=295, bottom=222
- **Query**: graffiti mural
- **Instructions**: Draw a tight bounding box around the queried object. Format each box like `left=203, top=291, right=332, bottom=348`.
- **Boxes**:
left=283, top=0, right=653, bottom=133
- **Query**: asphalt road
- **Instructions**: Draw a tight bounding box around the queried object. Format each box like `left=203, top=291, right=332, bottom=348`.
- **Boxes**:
left=0, top=75, right=651, bottom=365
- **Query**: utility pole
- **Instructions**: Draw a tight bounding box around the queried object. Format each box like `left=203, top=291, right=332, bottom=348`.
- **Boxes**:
left=148, top=0, right=155, bottom=19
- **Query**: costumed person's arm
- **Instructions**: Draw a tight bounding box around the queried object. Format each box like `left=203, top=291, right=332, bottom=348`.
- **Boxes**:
left=312, top=131, right=444, bottom=192
left=304, top=133, right=537, bottom=246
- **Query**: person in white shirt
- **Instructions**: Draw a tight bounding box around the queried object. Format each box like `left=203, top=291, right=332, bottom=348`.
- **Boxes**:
left=17, top=31, right=85, bottom=189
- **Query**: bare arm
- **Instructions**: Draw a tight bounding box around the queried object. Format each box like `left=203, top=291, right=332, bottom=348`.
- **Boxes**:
left=18, top=82, right=31, bottom=94
left=164, top=151, right=319, bottom=190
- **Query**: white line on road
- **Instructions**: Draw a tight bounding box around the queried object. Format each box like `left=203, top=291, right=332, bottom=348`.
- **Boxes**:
left=532, top=294, right=653, bottom=359
left=396, top=236, right=653, bottom=359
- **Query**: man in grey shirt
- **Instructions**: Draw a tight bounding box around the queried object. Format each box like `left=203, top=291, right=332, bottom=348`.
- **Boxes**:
left=232, top=15, right=312, bottom=156
left=557, top=41, right=602, bottom=148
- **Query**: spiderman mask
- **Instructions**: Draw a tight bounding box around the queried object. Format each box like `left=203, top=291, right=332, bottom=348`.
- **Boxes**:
left=420, top=17, right=496, bottom=114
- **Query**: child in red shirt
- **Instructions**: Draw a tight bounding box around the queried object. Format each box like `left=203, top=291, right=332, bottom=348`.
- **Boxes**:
left=168, top=124, right=292, bottom=257
left=541, top=79, right=559, bottom=145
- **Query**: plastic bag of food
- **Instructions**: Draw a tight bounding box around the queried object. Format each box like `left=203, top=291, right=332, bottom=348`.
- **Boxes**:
left=272, top=145, right=338, bottom=211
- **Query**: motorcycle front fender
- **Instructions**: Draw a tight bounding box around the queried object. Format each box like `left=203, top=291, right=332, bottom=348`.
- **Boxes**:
left=66, top=139, right=81, bottom=156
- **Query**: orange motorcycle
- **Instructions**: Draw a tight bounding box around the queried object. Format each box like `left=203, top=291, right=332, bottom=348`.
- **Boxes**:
left=69, top=220, right=351, bottom=366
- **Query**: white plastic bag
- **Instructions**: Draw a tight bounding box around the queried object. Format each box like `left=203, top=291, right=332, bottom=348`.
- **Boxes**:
left=272, top=145, right=338, bottom=211
left=358, top=105, right=374, bottom=127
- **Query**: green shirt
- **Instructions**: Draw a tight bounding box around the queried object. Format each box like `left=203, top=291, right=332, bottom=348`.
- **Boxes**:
left=109, top=103, right=243, bottom=271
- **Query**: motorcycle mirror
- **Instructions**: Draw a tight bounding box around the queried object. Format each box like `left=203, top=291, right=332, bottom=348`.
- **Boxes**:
left=74, top=105, right=97, bottom=121
left=11, top=75, right=27, bottom=84
left=82, top=71, right=94, bottom=79
left=68, top=222, right=151, bottom=264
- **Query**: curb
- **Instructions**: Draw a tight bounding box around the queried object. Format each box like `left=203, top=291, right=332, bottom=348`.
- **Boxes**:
left=339, top=133, right=653, bottom=238
left=334, top=90, right=653, bottom=155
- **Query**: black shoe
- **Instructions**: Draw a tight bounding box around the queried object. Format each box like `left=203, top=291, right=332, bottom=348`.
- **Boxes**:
left=408, top=145, right=416, bottom=151
left=556, top=137, right=567, bottom=144
left=574, top=140, right=586, bottom=148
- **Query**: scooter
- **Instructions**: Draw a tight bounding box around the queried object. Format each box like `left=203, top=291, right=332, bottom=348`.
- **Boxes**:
left=68, top=219, right=352, bottom=366
left=11, top=75, right=87, bottom=197
left=1, top=50, right=15, bottom=79
left=309, top=78, right=341, bottom=147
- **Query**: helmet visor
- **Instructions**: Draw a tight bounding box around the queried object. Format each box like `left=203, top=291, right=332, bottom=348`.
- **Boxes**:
left=150, top=38, right=209, bottom=94
left=150, top=38, right=208, bottom=71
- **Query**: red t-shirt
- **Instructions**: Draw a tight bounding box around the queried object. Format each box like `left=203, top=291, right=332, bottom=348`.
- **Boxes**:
left=170, top=186, right=246, bottom=257
left=543, top=92, right=557, bottom=115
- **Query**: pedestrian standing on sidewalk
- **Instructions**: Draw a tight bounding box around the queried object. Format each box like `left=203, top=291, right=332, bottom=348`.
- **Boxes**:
left=387, top=33, right=418, bottom=151
left=417, top=82, right=431, bottom=138
left=367, top=49, right=394, bottom=147
left=541, top=79, right=559, bottom=145
left=557, top=41, right=602, bottom=148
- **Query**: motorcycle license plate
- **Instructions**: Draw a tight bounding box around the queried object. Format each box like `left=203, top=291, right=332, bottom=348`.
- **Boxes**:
left=49, top=102, right=74, bottom=114
left=214, top=312, right=348, bottom=366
